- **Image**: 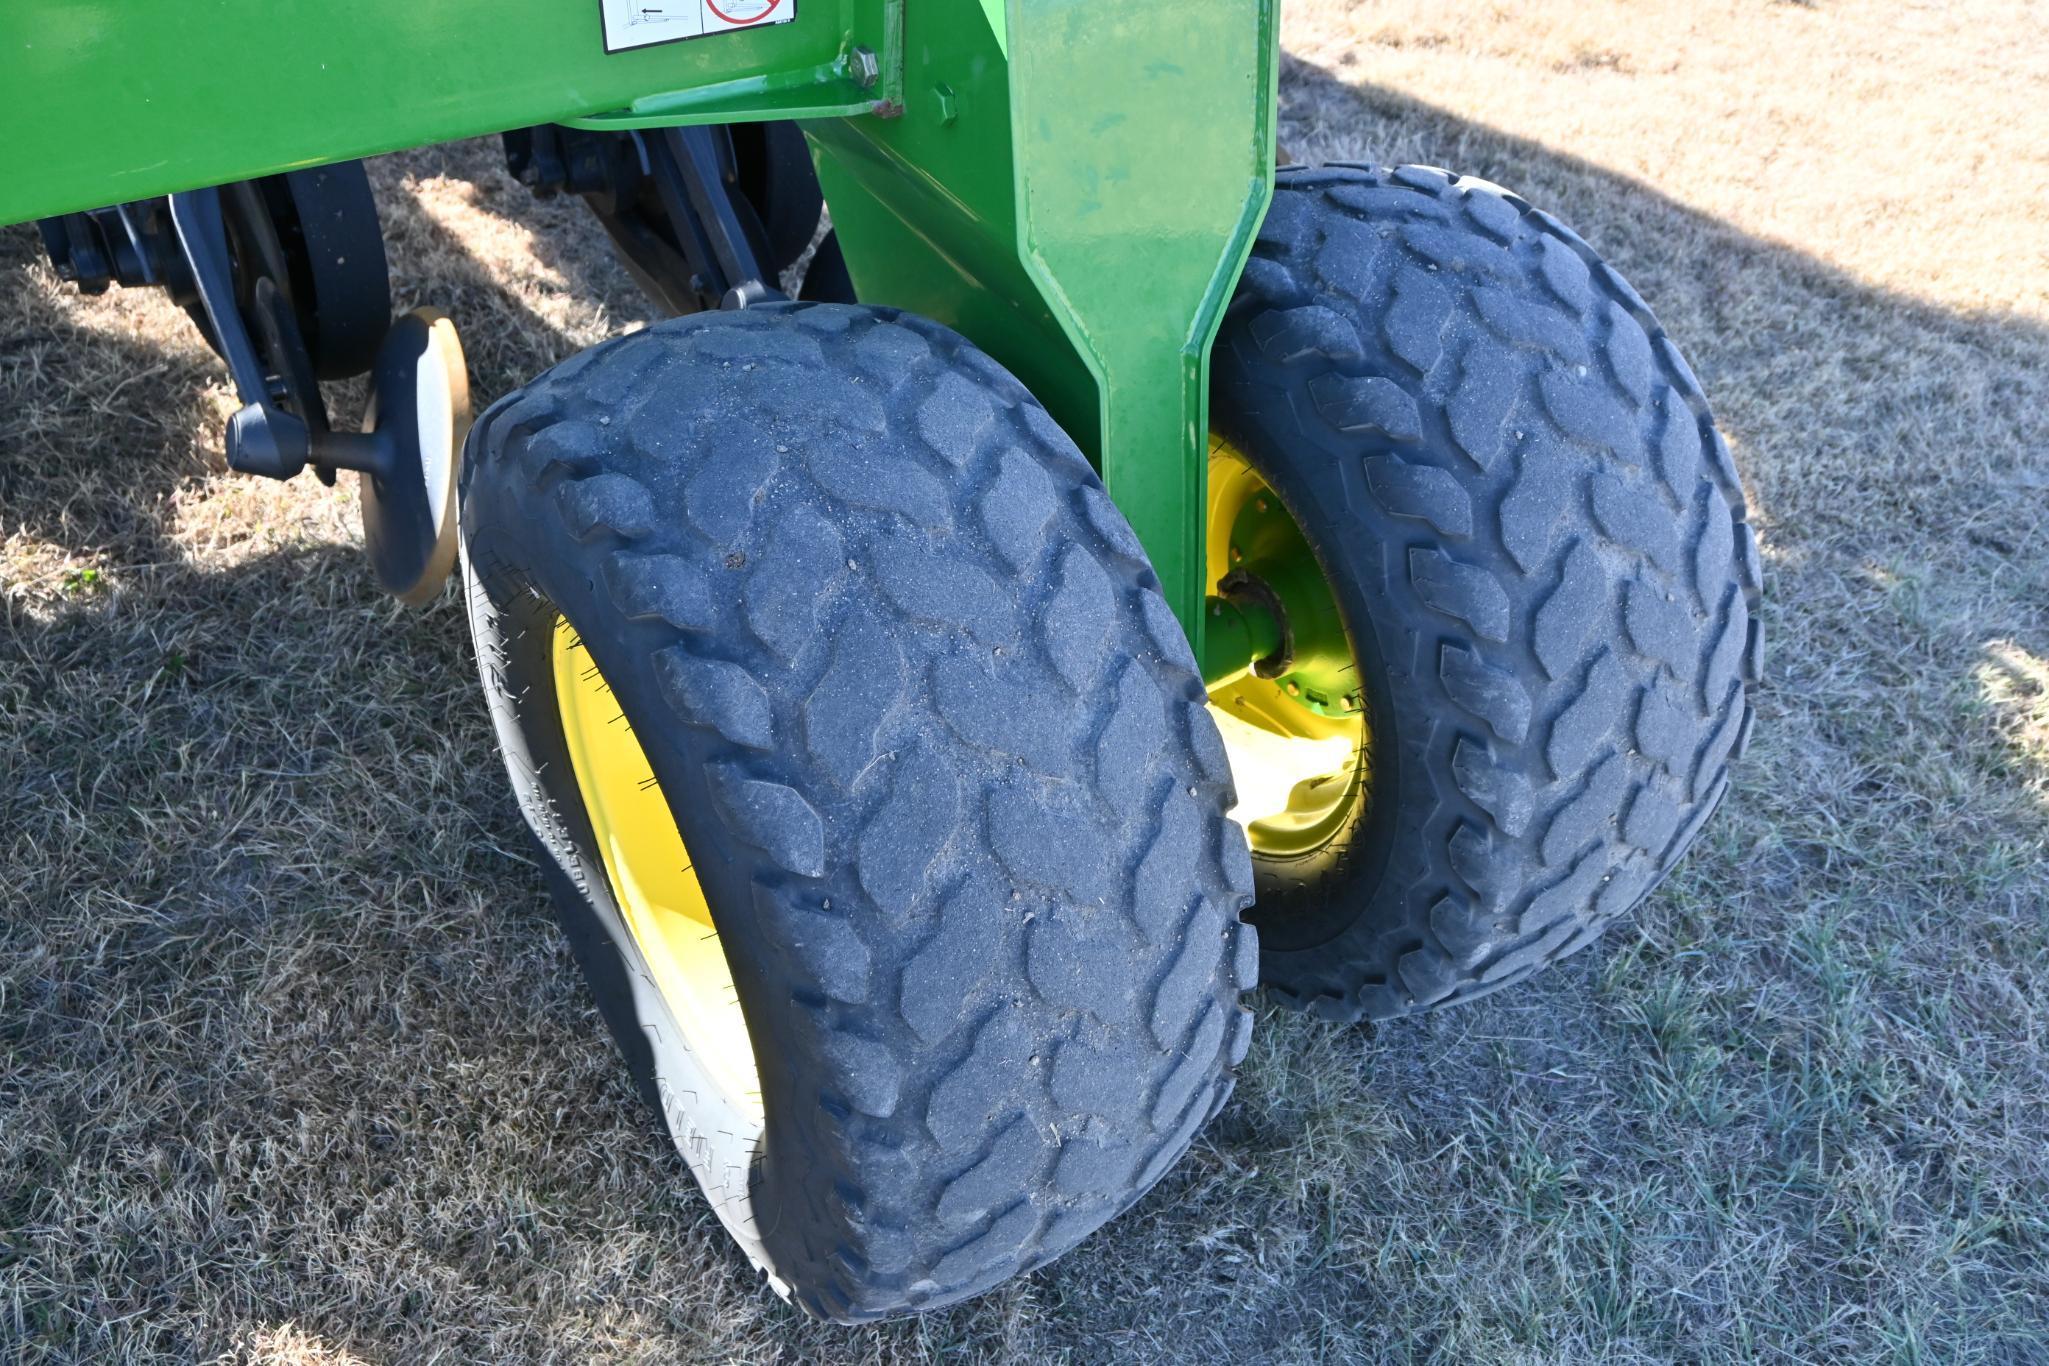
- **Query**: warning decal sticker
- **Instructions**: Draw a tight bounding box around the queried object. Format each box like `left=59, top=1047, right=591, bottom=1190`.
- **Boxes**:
left=600, top=0, right=793, bottom=53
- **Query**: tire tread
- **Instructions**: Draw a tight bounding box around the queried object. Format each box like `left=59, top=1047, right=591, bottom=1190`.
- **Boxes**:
left=462, top=303, right=1253, bottom=1319
left=1216, top=165, right=1759, bottom=1021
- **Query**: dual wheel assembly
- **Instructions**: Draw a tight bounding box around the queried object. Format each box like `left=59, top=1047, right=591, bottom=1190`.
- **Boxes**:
left=454, top=166, right=1761, bottom=1319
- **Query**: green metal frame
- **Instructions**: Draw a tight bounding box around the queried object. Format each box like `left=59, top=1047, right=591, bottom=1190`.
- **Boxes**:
left=0, top=0, right=1278, bottom=647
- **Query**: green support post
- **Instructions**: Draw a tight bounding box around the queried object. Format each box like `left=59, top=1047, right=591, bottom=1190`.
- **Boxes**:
left=801, top=1, right=1278, bottom=646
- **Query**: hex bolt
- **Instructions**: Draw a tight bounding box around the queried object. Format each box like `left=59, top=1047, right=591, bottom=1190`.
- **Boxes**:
left=850, top=45, right=881, bottom=89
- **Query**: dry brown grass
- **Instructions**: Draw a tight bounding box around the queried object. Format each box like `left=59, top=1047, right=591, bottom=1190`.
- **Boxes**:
left=5, top=2, right=2047, bottom=1360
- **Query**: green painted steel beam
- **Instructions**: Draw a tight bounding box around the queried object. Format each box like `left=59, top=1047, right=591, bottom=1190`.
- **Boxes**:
left=0, top=0, right=892, bottom=225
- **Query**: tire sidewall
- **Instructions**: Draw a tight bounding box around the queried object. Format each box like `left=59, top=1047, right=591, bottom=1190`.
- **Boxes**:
left=460, top=512, right=785, bottom=1276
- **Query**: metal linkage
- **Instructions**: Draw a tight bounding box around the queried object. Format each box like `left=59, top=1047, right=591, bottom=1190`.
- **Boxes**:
left=648, top=126, right=784, bottom=310
left=505, top=122, right=802, bottom=316
left=1203, top=574, right=1290, bottom=690
left=37, top=201, right=185, bottom=296
left=40, top=163, right=395, bottom=486
left=168, top=188, right=384, bottom=483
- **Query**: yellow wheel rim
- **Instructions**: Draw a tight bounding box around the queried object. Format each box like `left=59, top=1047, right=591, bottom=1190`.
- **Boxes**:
left=551, top=617, right=762, bottom=1122
left=1205, top=435, right=1370, bottom=858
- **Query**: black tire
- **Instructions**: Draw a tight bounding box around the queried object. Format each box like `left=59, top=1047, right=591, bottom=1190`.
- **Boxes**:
left=260, top=160, right=391, bottom=380
left=1213, top=164, right=1760, bottom=1021
left=180, top=161, right=390, bottom=383
left=459, top=302, right=1256, bottom=1320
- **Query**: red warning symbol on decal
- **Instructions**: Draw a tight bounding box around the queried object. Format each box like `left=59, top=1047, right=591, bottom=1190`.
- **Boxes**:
left=704, top=0, right=784, bottom=25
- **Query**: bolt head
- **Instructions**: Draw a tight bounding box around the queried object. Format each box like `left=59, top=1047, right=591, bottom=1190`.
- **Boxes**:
left=849, top=45, right=881, bottom=88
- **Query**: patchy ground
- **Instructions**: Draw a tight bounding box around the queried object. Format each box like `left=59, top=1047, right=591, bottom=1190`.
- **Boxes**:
left=4, top=1, right=2046, bottom=1360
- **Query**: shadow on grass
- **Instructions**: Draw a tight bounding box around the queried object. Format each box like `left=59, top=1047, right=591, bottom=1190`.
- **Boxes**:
left=367, top=138, right=662, bottom=407
left=0, top=138, right=654, bottom=575
left=0, top=540, right=765, bottom=1362
left=4, top=64, right=2047, bottom=1360
left=0, top=230, right=228, bottom=573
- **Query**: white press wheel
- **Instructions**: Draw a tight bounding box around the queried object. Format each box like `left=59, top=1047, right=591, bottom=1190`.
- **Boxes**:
left=361, top=307, right=470, bottom=604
